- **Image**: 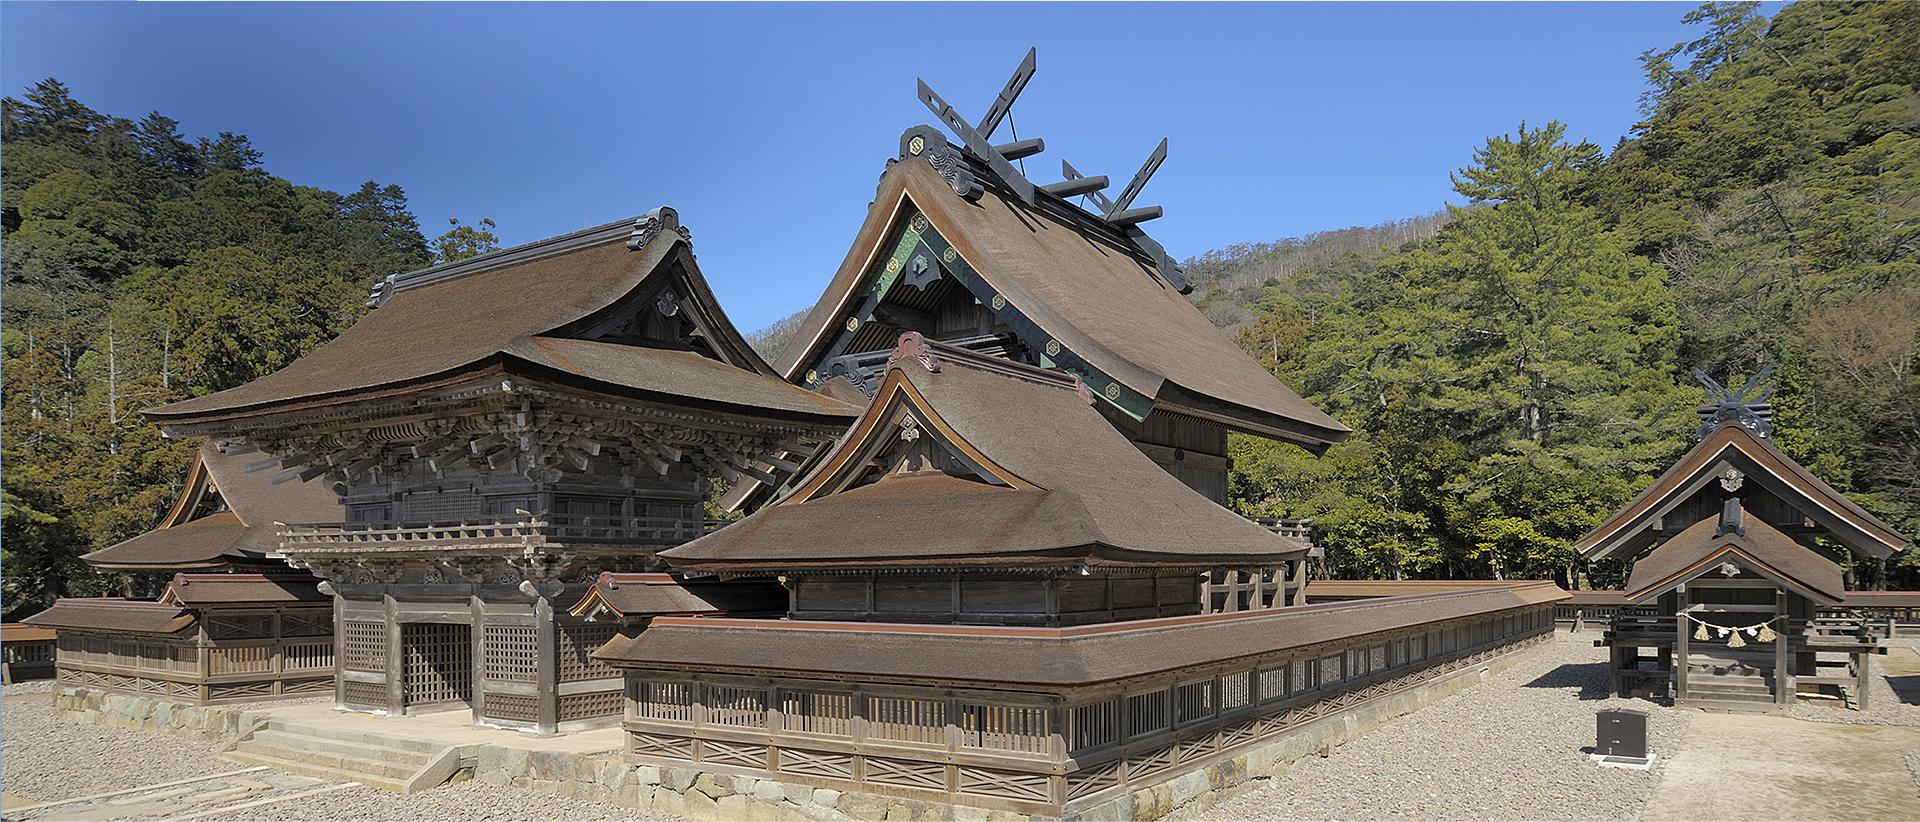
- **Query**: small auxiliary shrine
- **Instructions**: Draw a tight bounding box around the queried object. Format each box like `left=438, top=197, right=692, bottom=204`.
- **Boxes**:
left=26, top=440, right=341, bottom=704
left=141, top=209, right=858, bottom=733
left=1583, top=371, right=1911, bottom=710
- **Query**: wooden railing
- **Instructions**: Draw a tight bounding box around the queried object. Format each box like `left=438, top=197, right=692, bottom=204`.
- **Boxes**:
left=617, top=597, right=1558, bottom=816
left=280, top=514, right=732, bottom=554
left=55, top=632, right=335, bottom=704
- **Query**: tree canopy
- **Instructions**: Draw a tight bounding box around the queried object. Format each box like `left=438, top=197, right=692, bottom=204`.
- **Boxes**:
left=0, top=80, right=433, bottom=612
left=1213, top=1, right=1918, bottom=589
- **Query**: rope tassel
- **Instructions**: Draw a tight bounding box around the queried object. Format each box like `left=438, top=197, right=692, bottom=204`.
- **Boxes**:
left=1685, top=613, right=1781, bottom=645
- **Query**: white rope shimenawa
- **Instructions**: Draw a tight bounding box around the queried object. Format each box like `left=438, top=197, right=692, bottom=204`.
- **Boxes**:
left=1687, top=613, right=1780, bottom=648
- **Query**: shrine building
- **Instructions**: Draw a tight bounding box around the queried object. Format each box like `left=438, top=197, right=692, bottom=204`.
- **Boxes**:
left=1584, top=371, right=1911, bottom=711
left=140, top=208, right=859, bottom=733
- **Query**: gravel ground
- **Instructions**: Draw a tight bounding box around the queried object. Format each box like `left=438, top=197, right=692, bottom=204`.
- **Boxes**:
left=1, top=684, right=232, bottom=802
left=190, top=779, right=684, bottom=822
left=1, top=680, right=682, bottom=821
left=1210, top=631, right=1690, bottom=821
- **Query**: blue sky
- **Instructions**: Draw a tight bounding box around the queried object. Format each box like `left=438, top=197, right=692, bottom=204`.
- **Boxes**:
left=3, top=2, right=1732, bottom=333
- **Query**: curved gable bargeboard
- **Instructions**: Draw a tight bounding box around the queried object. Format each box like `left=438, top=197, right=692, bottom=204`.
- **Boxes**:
left=1578, top=423, right=1909, bottom=562
left=778, top=159, right=1348, bottom=449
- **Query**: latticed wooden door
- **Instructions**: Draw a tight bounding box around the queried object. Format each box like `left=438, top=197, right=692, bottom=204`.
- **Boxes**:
left=401, top=623, right=472, bottom=707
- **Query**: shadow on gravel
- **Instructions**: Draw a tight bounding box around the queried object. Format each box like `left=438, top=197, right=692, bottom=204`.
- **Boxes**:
left=1522, top=661, right=1613, bottom=700
left=1887, top=675, right=1920, bottom=706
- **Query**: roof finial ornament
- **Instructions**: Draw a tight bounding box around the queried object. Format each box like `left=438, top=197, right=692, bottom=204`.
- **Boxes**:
left=916, top=49, right=1041, bottom=204
left=628, top=206, right=691, bottom=252
left=1695, top=364, right=1774, bottom=441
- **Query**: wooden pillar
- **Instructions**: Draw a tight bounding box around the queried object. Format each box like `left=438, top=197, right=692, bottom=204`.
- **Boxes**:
left=1774, top=589, right=1791, bottom=707
left=332, top=592, right=347, bottom=711
left=1674, top=585, right=1688, bottom=704
left=470, top=594, right=486, bottom=726
left=385, top=592, right=404, bottom=715
left=536, top=594, right=557, bottom=734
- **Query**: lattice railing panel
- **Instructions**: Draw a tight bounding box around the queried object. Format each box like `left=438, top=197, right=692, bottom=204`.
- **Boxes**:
left=634, top=681, right=694, bottom=722
left=961, top=704, right=1048, bottom=755
left=483, top=626, right=537, bottom=683
left=776, top=747, right=856, bottom=780
left=631, top=731, right=698, bottom=759
left=283, top=641, right=334, bottom=671
left=282, top=612, right=333, bottom=637
left=402, top=623, right=470, bottom=706
left=342, top=680, right=387, bottom=709
left=958, top=766, right=1053, bottom=802
left=782, top=690, right=853, bottom=737
left=558, top=622, right=618, bottom=683
left=210, top=646, right=272, bottom=675
left=1070, top=699, right=1120, bottom=752
left=342, top=622, right=385, bottom=672
left=283, top=677, right=333, bottom=695
left=706, top=685, right=767, bottom=728
left=206, top=614, right=274, bottom=640
left=209, top=681, right=275, bottom=700
left=559, top=690, right=623, bottom=721
left=701, top=738, right=770, bottom=769
left=867, top=696, right=944, bottom=744
left=486, top=694, right=538, bottom=722
left=865, top=756, right=948, bottom=791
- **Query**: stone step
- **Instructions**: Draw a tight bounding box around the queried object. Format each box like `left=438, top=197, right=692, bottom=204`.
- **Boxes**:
left=263, top=719, right=444, bottom=754
left=1684, top=676, right=1772, bottom=695
left=231, top=739, right=419, bottom=781
left=222, top=748, right=410, bottom=794
left=1679, top=695, right=1781, bottom=713
left=246, top=729, right=435, bottom=768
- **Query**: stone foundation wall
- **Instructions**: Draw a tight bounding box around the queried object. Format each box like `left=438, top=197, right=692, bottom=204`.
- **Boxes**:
left=52, top=686, right=274, bottom=742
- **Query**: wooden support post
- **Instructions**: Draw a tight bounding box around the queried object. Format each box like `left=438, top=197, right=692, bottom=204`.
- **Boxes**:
left=1775, top=590, right=1791, bottom=707
left=1857, top=647, right=1872, bottom=712
left=470, top=594, right=486, bottom=726
left=1674, top=588, right=1689, bottom=704
left=536, top=596, right=558, bottom=734
left=386, top=593, right=404, bottom=715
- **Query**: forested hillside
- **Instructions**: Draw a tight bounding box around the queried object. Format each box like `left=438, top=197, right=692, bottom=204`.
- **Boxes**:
left=0, top=82, right=478, bottom=612
left=1213, top=1, right=1919, bottom=589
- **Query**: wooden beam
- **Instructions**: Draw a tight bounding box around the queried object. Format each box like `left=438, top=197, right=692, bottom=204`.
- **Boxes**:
left=873, top=302, right=937, bottom=331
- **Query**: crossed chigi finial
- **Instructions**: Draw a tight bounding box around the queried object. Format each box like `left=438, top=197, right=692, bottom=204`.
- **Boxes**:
left=909, top=49, right=1189, bottom=293
left=1694, top=364, right=1774, bottom=441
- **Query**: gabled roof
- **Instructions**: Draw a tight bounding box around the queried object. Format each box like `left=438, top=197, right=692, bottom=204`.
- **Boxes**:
left=1623, top=507, right=1845, bottom=605
left=158, top=573, right=328, bottom=606
left=597, top=581, right=1567, bottom=687
left=22, top=599, right=197, bottom=635
left=775, top=158, right=1349, bottom=450
left=665, top=334, right=1309, bottom=572
left=567, top=573, right=787, bottom=622
left=81, top=441, right=339, bottom=571
left=1576, top=422, right=1909, bottom=562
left=144, top=209, right=856, bottom=432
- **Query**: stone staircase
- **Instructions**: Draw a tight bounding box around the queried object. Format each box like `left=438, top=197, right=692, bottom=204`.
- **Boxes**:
left=221, top=717, right=475, bottom=793
left=1679, top=647, right=1782, bottom=712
